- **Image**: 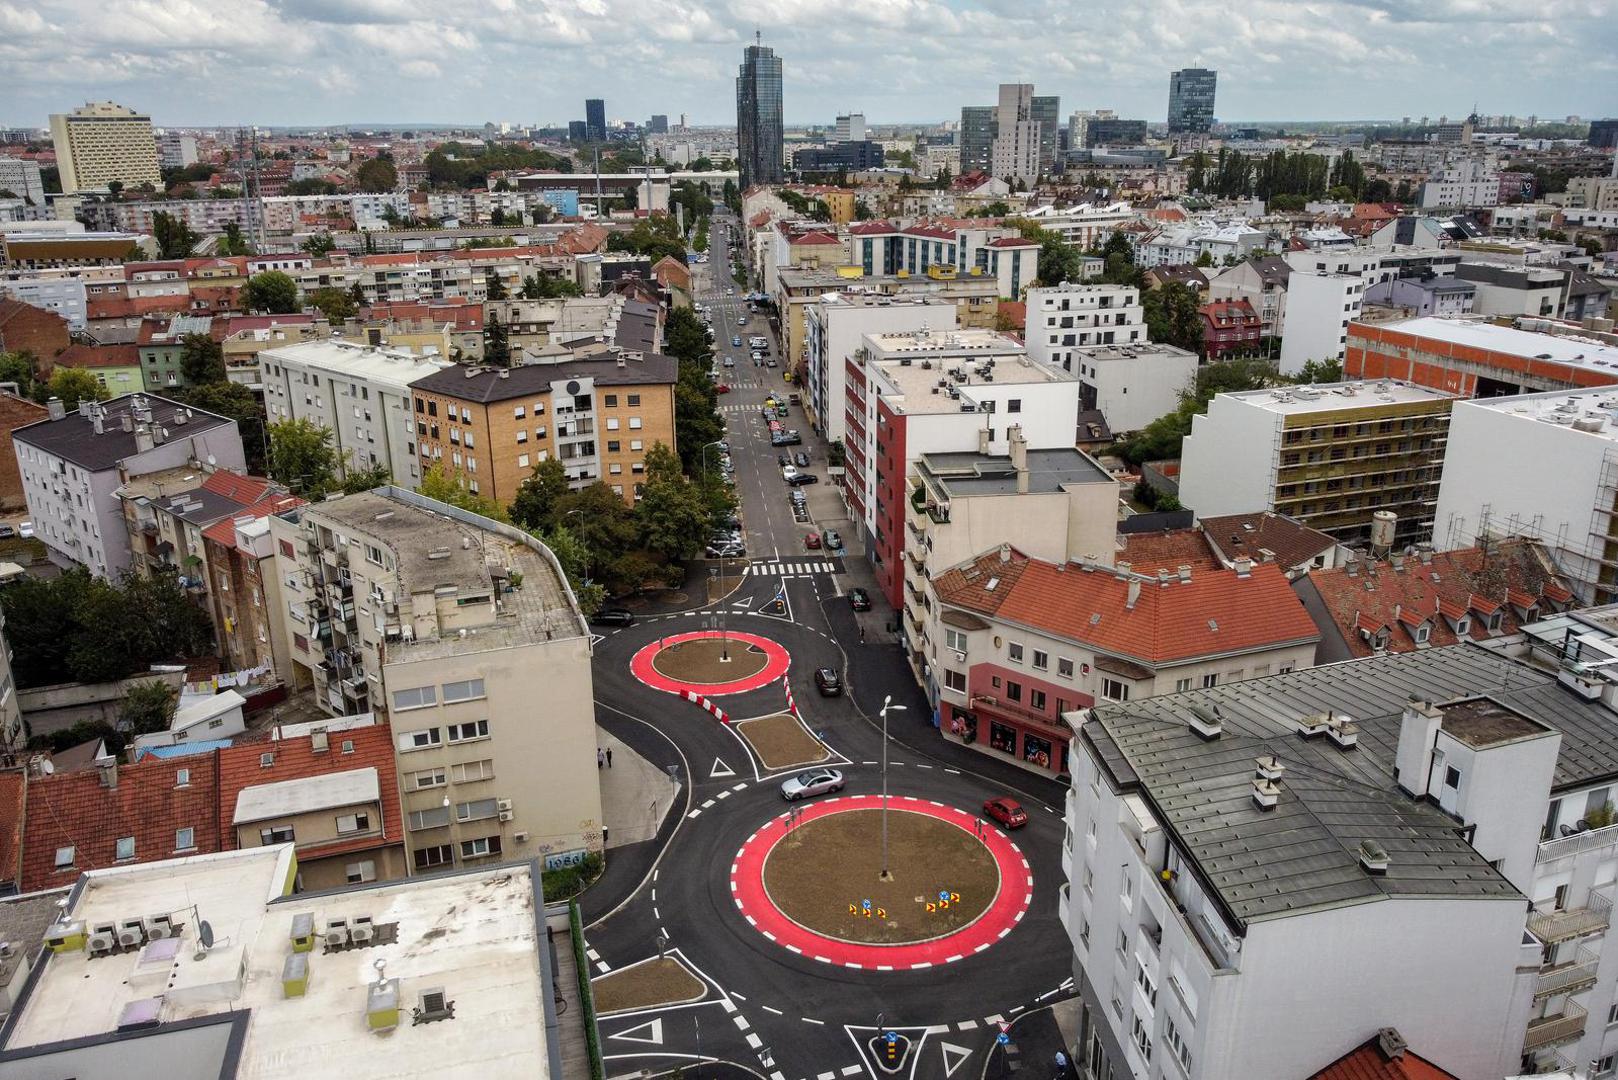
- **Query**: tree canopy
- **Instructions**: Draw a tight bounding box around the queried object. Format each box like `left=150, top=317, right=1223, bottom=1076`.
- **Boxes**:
left=354, top=155, right=397, bottom=194
left=46, top=367, right=109, bottom=410
left=243, top=270, right=299, bottom=314
left=179, top=333, right=226, bottom=385
left=178, top=381, right=268, bottom=475
left=151, top=211, right=199, bottom=259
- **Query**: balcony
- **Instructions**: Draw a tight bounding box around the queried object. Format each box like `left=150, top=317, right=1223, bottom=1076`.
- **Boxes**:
left=970, top=693, right=1068, bottom=736
left=1528, top=892, right=1611, bottom=944
left=1539, top=820, right=1618, bottom=864
left=1523, top=1001, right=1587, bottom=1052
left=1535, top=946, right=1600, bottom=1000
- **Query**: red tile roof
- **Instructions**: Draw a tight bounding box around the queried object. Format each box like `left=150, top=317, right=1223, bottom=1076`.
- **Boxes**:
left=0, top=772, right=23, bottom=889
left=201, top=493, right=304, bottom=549
left=19, top=753, right=223, bottom=893
left=1309, top=1038, right=1456, bottom=1080
left=848, top=221, right=897, bottom=235
left=936, top=549, right=1318, bottom=665
left=1116, top=529, right=1221, bottom=574
left=1302, top=539, right=1571, bottom=658
left=52, top=343, right=139, bottom=370
left=1200, top=512, right=1337, bottom=572
left=216, top=723, right=402, bottom=862
left=986, top=236, right=1037, bottom=248
left=792, top=231, right=841, bottom=246
left=200, top=470, right=277, bottom=504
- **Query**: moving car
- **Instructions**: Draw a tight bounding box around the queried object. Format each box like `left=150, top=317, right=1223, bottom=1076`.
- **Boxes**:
left=732, top=336, right=742, bottom=347
left=715, top=383, right=730, bottom=393
left=591, top=608, right=636, bottom=627
left=780, top=767, right=844, bottom=801
left=822, top=528, right=842, bottom=549
left=723, top=356, right=735, bottom=367
left=813, top=667, right=843, bottom=696
left=981, top=797, right=1029, bottom=830
left=787, top=473, right=818, bottom=486
left=17, top=521, right=32, bottom=539
left=766, top=357, right=778, bottom=367
left=804, top=532, right=822, bottom=549
left=788, top=393, right=801, bottom=404
left=848, top=587, right=871, bottom=611
left=793, top=451, right=810, bottom=467
left=737, top=316, right=747, bottom=326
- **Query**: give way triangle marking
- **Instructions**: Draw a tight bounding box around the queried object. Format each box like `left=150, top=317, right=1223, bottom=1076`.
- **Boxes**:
left=710, top=757, right=737, bottom=779
left=732, top=596, right=754, bottom=609
left=940, top=1041, right=973, bottom=1078
left=608, top=1018, right=664, bottom=1045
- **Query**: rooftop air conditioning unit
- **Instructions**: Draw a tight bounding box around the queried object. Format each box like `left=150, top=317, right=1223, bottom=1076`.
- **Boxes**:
left=324, top=919, right=350, bottom=948
left=499, top=810, right=514, bottom=821
left=497, top=799, right=513, bottom=813
left=88, top=927, right=117, bottom=955
left=146, top=914, right=176, bottom=940
left=349, top=916, right=375, bottom=945
left=117, top=919, right=146, bottom=948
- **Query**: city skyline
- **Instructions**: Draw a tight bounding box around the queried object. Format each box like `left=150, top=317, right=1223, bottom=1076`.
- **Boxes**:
left=2, top=0, right=1613, bottom=128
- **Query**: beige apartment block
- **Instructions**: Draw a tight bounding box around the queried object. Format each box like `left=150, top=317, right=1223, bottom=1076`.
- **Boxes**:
left=268, top=486, right=602, bottom=874
left=49, top=101, right=162, bottom=194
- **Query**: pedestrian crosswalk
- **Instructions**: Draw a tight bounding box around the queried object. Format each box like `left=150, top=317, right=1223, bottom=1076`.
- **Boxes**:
left=746, top=560, right=836, bottom=576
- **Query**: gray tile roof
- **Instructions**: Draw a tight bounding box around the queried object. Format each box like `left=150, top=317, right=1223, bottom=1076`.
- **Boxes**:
left=1083, top=645, right=1587, bottom=926
left=12, top=395, right=235, bottom=472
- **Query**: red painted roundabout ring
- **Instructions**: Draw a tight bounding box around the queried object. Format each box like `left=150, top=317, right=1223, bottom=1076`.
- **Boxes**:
left=630, top=630, right=792, bottom=697
left=729, top=794, right=1033, bottom=971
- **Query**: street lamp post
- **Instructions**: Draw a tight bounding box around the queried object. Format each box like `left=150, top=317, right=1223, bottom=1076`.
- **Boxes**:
left=879, top=694, right=906, bottom=882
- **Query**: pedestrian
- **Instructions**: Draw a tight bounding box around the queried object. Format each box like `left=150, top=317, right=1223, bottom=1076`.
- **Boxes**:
left=597, top=748, right=605, bottom=769
left=1054, top=1050, right=1069, bottom=1075
left=606, top=747, right=614, bottom=768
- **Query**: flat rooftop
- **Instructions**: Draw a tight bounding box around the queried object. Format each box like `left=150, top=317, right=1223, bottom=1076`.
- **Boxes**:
left=0, top=848, right=554, bottom=1079
left=873, top=348, right=1075, bottom=415
left=260, top=339, right=455, bottom=383
left=1463, top=386, right=1618, bottom=443
left=919, top=447, right=1116, bottom=497
left=1369, top=316, right=1618, bottom=372
left=1222, top=379, right=1455, bottom=415
left=1073, top=342, right=1198, bottom=364
left=1438, top=697, right=1551, bottom=749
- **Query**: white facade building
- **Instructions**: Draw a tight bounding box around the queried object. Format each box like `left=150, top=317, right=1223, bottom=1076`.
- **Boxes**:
left=990, top=84, right=1041, bottom=187
left=1419, top=160, right=1502, bottom=210
left=834, top=113, right=867, bottom=143
left=0, top=158, right=46, bottom=206
left=803, top=293, right=955, bottom=442
left=1278, top=271, right=1364, bottom=375
left=0, top=274, right=88, bottom=330
left=1136, top=222, right=1269, bottom=268
left=1072, top=344, right=1198, bottom=434
left=260, top=339, right=453, bottom=488
left=1023, top=282, right=1146, bottom=372
left=156, top=132, right=198, bottom=169
left=47, top=101, right=161, bottom=194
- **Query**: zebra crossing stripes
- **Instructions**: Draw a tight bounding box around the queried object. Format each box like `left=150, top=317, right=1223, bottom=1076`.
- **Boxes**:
left=745, top=561, right=835, bottom=576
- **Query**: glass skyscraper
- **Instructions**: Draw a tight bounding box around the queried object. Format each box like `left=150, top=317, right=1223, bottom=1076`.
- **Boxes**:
left=585, top=98, right=606, bottom=142
left=959, top=105, right=996, bottom=175
left=1167, top=68, right=1217, bottom=134
left=737, top=41, right=784, bottom=189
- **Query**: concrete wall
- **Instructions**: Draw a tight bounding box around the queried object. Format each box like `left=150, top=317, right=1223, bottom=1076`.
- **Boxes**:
left=1179, top=396, right=1281, bottom=522
left=1080, top=346, right=1196, bottom=433
left=1279, top=272, right=1363, bottom=375
left=17, top=670, right=187, bottom=740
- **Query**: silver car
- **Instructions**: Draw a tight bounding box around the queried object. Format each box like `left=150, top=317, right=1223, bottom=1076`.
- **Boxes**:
left=780, top=768, right=844, bottom=801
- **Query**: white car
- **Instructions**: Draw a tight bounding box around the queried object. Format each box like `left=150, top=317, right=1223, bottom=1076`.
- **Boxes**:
left=781, top=465, right=798, bottom=482
left=780, top=768, right=844, bottom=801
left=17, top=521, right=32, bottom=538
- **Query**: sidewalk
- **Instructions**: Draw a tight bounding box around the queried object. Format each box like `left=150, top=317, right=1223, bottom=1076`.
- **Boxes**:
left=596, top=726, right=679, bottom=849
left=995, top=999, right=1081, bottom=1080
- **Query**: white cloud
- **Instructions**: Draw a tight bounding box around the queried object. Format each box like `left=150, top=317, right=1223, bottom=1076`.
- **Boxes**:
left=2, top=0, right=1611, bottom=126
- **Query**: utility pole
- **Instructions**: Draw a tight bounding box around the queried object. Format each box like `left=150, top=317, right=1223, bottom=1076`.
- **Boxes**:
left=879, top=695, right=906, bottom=881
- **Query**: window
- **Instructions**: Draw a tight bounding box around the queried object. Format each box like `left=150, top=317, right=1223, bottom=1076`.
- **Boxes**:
left=628, top=394, right=641, bottom=406
left=1131, top=1015, right=1154, bottom=1065
left=604, top=394, right=618, bottom=407
left=629, top=417, right=643, bottom=429
left=175, top=827, right=195, bottom=851
left=412, top=767, right=447, bottom=790
left=336, top=812, right=372, bottom=835
left=260, top=825, right=295, bottom=845
left=1029, top=689, right=1047, bottom=711
left=1102, top=678, right=1130, bottom=702
left=452, top=759, right=495, bottom=783
left=408, top=806, right=452, bottom=830
left=1136, top=963, right=1157, bottom=1009
left=1444, top=765, right=1461, bottom=789
left=402, top=727, right=442, bottom=751
left=175, top=767, right=191, bottom=787
left=514, top=405, right=525, bottom=419
left=1164, top=1017, right=1193, bottom=1072
left=1608, top=1002, right=1618, bottom=1026
left=448, top=719, right=489, bottom=743
left=392, top=685, right=436, bottom=710
left=516, top=429, right=528, bottom=443
left=461, top=836, right=503, bottom=859
left=1005, top=681, right=1023, bottom=703
left=1032, top=649, right=1048, bottom=671
left=1057, top=657, right=1074, bottom=679
left=346, top=860, right=377, bottom=884
left=365, top=543, right=384, bottom=566
left=1079, top=917, right=1090, bottom=948
left=989, top=721, right=1016, bottom=754
left=456, top=798, right=500, bottom=822
left=414, top=844, right=453, bottom=870
left=54, top=846, right=74, bottom=870
left=1117, top=928, right=1129, bottom=957
left=1007, top=399, right=1021, bottom=413
left=259, top=752, right=275, bottom=767
left=943, top=669, right=966, bottom=693
left=1175, top=678, right=1192, bottom=693
left=1201, top=673, right=1219, bottom=689
left=1008, top=642, right=1024, bottom=663
left=115, top=836, right=136, bottom=861
left=606, top=417, right=620, bottom=431
left=442, top=677, right=486, bottom=703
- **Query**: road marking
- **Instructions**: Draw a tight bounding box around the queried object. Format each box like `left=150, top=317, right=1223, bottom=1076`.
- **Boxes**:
left=944, top=768, right=960, bottom=774
left=940, top=1041, right=974, bottom=1078
left=721, top=999, right=737, bottom=1014
left=687, top=809, right=702, bottom=819
left=717, top=789, right=731, bottom=800
left=841, top=1067, right=863, bottom=1077
left=702, top=799, right=716, bottom=809
left=957, top=1019, right=979, bottom=1030
left=732, top=782, right=748, bottom=791
left=608, top=1018, right=664, bottom=1045
left=734, top=1015, right=750, bottom=1031
left=711, top=757, right=737, bottom=779
left=984, top=1014, right=1005, bottom=1025
left=595, top=960, right=610, bottom=973
left=818, top=1072, right=836, bottom=1079
left=746, top=1033, right=764, bottom=1049
left=803, top=1016, right=825, bottom=1025
left=764, top=1005, right=784, bottom=1016
left=653, top=907, right=660, bottom=920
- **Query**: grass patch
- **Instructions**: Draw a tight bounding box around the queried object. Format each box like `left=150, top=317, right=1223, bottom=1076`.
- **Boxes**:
left=543, top=851, right=603, bottom=901
left=592, top=957, right=706, bottom=1014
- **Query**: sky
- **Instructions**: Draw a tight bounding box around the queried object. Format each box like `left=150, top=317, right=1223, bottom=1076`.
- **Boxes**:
left=2, top=0, right=1615, bottom=129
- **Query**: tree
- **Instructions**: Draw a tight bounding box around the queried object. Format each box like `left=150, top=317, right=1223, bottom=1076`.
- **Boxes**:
left=1143, top=282, right=1205, bottom=354
left=243, top=270, right=299, bottom=314
left=119, top=680, right=178, bottom=737
left=151, top=211, right=199, bottom=258
left=179, top=333, right=226, bottom=385
left=485, top=268, right=508, bottom=301
left=533, top=524, right=603, bottom=614
left=267, top=418, right=340, bottom=496
left=339, top=463, right=392, bottom=493
left=519, top=273, right=582, bottom=300
left=554, top=482, right=640, bottom=592
left=634, top=442, right=712, bottom=560
left=107, top=180, right=124, bottom=201
left=46, top=367, right=109, bottom=410
left=308, top=286, right=357, bottom=323
left=489, top=207, right=507, bottom=227
left=178, top=381, right=267, bottom=475
left=419, top=462, right=508, bottom=521
left=286, top=178, right=338, bottom=196
left=217, top=222, right=253, bottom=256
left=0, top=351, right=41, bottom=398
left=301, top=232, right=337, bottom=256
left=509, top=457, right=568, bottom=530
left=1194, top=249, right=1215, bottom=268
left=354, top=155, right=398, bottom=194
left=1293, top=357, right=1345, bottom=384
left=485, top=311, right=511, bottom=366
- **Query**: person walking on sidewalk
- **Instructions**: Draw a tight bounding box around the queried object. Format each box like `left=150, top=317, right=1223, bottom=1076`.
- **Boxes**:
left=1053, top=1050, right=1069, bottom=1077
left=597, top=748, right=605, bottom=769
left=606, top=747, right=614, bottom=768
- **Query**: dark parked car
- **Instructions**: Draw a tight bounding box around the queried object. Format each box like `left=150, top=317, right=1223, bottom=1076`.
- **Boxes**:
left=778, top=453, right=791, bottom=467
left=848, top=587, right=871, bottom=611
left=793, top=451, right=810, bottom=467
left=982, top=797, right=1029, bottom=830
left=786, top=473, right=819, bottom=486
left=591, top=608, right=636, bottom=627
left=813, top=667, right=843, bottom=696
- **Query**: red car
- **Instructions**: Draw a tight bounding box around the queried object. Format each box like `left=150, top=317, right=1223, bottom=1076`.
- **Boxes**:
left=804, top=532, right=822, bottom=549
left=715, top=383, right=731, bottom=394
left=982, top=797, right=1029, bottom=830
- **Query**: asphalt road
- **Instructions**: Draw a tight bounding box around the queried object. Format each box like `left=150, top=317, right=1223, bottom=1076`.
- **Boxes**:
left=579, top=222, right=1077, bottom=1080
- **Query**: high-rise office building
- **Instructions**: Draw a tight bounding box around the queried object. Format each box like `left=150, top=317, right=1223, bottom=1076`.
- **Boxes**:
left=835, top=113, right=866, bottom=143
left=1031, top=94, right=1061, bottom=174
left=959, top=105, right=996, bottom=175
left=736, top=38, right=784, bottom=189
left=1167, top=67, right=1218, bottom=134
left=584, top=99, right=607, bottom=142
left=567, top=120, right=587, bottom=142
left=990, top=83, right=1040, bottom=186
left=48, top=101, right=161, bottom=194
left=649, top=114, right=669, bottom=134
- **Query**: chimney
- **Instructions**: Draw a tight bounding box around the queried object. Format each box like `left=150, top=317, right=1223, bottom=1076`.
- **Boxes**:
left=1393, top=698, right=1444, bottom=797
left=134, top=424, right=155, bottom=454
left=1234, top=556, right=1253, bottom=578
left=977, top=427, right=990, bottom=454
left=95, top=754, right=118, bottom=789
left=1126, top=579, right=1142, bottom=610
left=46, top=396, right=66, bottom=421
left=1176, top=564, right=1192, bottom=583
left=1009, top=425, right=1029, bottom=493
left=998, top=543, right=1011, bottom=563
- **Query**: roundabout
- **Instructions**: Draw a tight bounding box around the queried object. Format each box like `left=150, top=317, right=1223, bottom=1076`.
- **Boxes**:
left=630, top=629, right=792, bottom=696
left=730, top=794, right=1032, bottom=970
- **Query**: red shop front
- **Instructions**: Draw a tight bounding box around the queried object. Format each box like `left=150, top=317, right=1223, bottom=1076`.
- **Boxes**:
left=944, top=695, right=1072, bottom=777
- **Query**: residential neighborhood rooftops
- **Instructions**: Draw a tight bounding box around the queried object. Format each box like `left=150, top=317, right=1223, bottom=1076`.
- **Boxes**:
left=409, top=349, right=676, bottom=402
left=1367, top=316, right=1618, bottom=372
left=258, top=339, right=456, bottom=385
left=13, top=394, right=236, bottom=471
left=1219, top=379, right=1455, bottom=416
left=917, top=446, right=1116, bottom=498
left=1201, top=512, right=1338, bottom=572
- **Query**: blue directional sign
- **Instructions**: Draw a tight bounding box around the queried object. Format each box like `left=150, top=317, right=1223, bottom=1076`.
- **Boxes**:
left=996, top=1032, right=1010, bottom=1046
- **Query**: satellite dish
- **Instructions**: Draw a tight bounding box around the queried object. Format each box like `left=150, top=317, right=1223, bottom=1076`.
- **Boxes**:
left=198, top=921, right=214, bottom=949
left=565, top=380, right=581, bottom=395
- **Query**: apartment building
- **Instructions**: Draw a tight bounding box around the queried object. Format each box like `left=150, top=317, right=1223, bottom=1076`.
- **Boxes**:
left=1062, top=646, right=1584, bottom=1080
left=1278, top=271, right=1364, bottom=375
left=1419, top=160, right=1503, bottom=209
left=1195, top=298, right=1262, bottom=359
left=409, top=348, right=677, bottom=507
left=1023, top=282, right=1146, bottom=371
left=843, top=221, right=1039, bottom=302
left=14, top=395, right=247, bottom=577
left=48, top=101, right=161, bottom=194
left=202, top=492, right=306, bottom=684
left=0, top=158, right=45, bottom=206
left=0, top=846, right=572, bottom=1077
left=1071, top=343, right=1198, bottom=434
left=927, top=545, right=1316, bottom=779
left=0, top=296, right=71, bottom=359
left=990, top=84, right=1041, bottom=187
left=1452, top=261, right=1572, bottom=320
left=1206, top=256, right=1291, bottom=336
left=843, top=328, right=1083, bottom=609
left=260, top=339, right=454, bottom=487
left=1179, top=380, right=1455, bottom=549
left=803, top=294, right=955, bottom=440
left=1347, top=316, right=1618, bottom=397
left=268, top=488, right=602, bottom=872
left=1362, top=274, right=1477, bottom=317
